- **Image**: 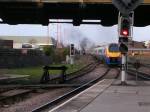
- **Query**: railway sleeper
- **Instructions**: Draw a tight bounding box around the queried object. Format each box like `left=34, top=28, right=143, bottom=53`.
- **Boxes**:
left=0, top=89, right=33, bottom=106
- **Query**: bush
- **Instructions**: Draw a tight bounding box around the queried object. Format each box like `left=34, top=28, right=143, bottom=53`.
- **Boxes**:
left=43, top=46, right=54, bottom=56
left=43, top=46, right=70, bottom=64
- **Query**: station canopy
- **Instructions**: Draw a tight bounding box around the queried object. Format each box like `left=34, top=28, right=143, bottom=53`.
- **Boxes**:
left=0, top=0, right=150, bottom=26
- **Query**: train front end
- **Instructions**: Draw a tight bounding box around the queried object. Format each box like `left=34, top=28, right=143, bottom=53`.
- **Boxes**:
left=105, top=43, right=121, bottom=65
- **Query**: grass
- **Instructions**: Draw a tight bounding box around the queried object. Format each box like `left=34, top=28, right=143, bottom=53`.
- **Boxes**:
left=0, top=64, right=85, bottom=84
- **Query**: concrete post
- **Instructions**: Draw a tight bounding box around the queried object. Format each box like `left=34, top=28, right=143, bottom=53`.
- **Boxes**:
left=121, top=54, right=127, bottom=85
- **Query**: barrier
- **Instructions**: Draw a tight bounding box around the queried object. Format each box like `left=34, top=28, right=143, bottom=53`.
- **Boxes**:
left=40, top=65, right=67, bottom=83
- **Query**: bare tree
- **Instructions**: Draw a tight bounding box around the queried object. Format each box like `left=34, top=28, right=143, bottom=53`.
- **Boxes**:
left=80, top=37, right=95, bottom=50
left=28, top=38, right=37, bottom=44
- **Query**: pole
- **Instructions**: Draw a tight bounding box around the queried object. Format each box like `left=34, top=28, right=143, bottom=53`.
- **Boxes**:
left=136, top=69, right=138, bottom=82
left=70, top=55, right=74, bottom=65
left=47, top=24, right=50, bottom=45
left=121, top=54, right=127, bottom=85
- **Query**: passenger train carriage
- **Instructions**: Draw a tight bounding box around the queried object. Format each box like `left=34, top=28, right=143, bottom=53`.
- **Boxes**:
left=92, top=43, right=121, bottom=65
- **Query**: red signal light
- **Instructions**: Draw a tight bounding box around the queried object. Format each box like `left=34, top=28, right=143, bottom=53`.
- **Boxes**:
left=120, top=17, right=131, bottom=37
left=121, top=29, right=129, bottom=36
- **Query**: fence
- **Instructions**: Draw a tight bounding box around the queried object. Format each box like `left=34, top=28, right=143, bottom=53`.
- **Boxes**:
left=0, top=48, right=52, bottom=68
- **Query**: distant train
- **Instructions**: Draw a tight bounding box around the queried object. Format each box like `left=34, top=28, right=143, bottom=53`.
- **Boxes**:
left=92, top=43, right=121, bottom=65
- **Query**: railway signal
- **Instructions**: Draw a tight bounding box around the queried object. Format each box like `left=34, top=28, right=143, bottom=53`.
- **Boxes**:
left=112, top=0, right=143, bottom=15
left=118, top=16, right=132, bottom=85
left=119, top=42, right=128, bottom=53
left=70, top=44, right=75, bottom=56
left=70, top=44, right=75, bottom=65
left=113, top=0, right=143, bottom=85
left=120, top=18, right=130, bottom=37
left=120, top=17, right=131, bottom=37
left=119, top=17, right=131, bottom=54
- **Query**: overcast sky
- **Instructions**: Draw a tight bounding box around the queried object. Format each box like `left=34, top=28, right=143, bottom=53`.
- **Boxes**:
left=0, top=23, right=150, bottom=48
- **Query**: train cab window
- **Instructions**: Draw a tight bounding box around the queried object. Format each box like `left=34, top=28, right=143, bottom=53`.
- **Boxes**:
left=109, top=44, right=119, bottom=52
left=99, top=49, right=102, bottom=53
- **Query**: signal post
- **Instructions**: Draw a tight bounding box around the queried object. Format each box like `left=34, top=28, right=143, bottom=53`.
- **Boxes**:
left=118, top=16, right=131, bottom=85
left=119, top=36, right=129, bottom=85
left=113, top=0, right=143, bottom=85
left=70, top=44, right=75, bottom=65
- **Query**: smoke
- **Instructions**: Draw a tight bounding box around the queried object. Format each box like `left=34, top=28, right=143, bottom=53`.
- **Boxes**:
left=64, top=27, right=95, bottom=49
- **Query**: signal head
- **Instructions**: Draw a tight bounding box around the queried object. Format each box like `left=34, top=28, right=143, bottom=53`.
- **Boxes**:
left=119, top=43, right=128, bottom=54
left=120, top=17, right=131, bottom=37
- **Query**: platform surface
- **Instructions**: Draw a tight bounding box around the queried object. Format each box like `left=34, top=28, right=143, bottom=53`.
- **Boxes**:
left=81, top=80, right=150, bottom=112
left=50, top=79, right=150, bottom=112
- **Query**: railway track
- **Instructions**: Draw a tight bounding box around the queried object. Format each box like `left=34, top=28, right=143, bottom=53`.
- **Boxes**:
left=0, top=62, right=98, bottom=91
left=0, top=85, right=77, bottom=108
left=31, top=68, right=120, bottom=112
left=128, top=69, right=150, bottom=80
left=0, top=63, right=120, bottom=112
left=0, top=89, right=34, bottom=106
left=0, top=61, right=98, bottom=108
left=49, top=61, right=99, bottom=83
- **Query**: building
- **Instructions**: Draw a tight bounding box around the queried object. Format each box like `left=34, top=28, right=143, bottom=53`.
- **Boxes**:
left=144, top=40, right=150, bottom=48
left=0, top=39, right=13, bottom=48
left=0, top=36, right=53, bottom=49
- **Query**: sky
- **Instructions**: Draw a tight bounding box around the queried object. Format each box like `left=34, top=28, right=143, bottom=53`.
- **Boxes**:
left=0, top=23, right=150, bottom=48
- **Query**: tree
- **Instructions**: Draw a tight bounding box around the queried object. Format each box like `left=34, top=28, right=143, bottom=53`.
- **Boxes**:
left=28, top=38, right=37, bottom=44
left=43, top=46, right=54, bottom=56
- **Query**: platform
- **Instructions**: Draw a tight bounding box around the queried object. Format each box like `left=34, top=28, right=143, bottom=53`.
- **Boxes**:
left=49, top=79, right=150, bottom=112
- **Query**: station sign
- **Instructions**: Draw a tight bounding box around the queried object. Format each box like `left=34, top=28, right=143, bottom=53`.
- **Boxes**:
left=112, top=0, right=143, bottom=15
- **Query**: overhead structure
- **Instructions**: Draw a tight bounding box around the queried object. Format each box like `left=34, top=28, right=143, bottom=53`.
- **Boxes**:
left=0, top=0, right=150, bottom=26
left=112, top=0, right=143, bottom=15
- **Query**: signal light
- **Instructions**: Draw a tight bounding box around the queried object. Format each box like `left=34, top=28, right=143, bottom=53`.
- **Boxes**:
left=70, top=44, right=74, bottom=55
left=121, top=29, right=129, bottom=36
left=120, top=17, right=131, bottom=37
left=119, top=37, right=128, bottom=43
left=119, top=43, right=128, bottom=54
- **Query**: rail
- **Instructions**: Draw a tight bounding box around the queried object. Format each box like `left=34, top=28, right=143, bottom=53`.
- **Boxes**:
left=40, top=62, right=98, bottom=84
left=128, top=69, right=150, bottom=80
left=31, top=68, right=110, bottom=112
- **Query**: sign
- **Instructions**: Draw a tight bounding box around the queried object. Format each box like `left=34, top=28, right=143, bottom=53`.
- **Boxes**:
left=112, top=0, right=143, bottom=15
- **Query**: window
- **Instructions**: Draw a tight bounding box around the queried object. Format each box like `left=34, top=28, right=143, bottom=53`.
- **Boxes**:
left=109, top=44, right=119, bottom=52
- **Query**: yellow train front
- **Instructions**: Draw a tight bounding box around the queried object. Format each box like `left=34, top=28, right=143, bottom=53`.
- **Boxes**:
left=104, top=43, right=121, bottom=65
left=94, top=43, right=121, bottom=65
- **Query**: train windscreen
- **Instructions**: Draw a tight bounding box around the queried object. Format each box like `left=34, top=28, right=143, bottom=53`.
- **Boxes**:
left=109, top=44, right=119, bottom=52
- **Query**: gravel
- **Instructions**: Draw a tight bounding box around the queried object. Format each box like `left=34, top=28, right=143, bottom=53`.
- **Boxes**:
left=0, top=62, right=120, bottom=112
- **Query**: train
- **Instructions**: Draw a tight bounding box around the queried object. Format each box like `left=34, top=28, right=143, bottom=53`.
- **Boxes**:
left=91, top=43, right=121, bottom=65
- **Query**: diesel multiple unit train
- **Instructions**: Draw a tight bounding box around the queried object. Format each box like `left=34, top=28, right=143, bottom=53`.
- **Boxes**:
left=91, top=43, right=121, bottom=65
